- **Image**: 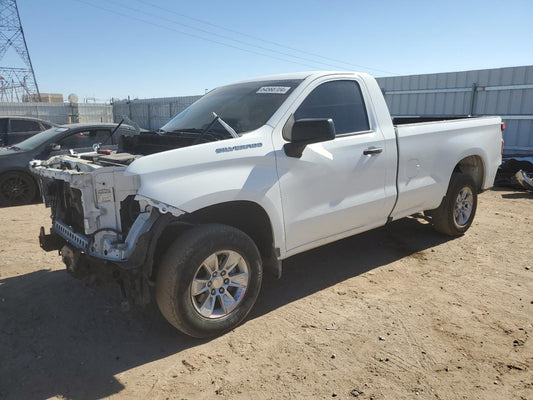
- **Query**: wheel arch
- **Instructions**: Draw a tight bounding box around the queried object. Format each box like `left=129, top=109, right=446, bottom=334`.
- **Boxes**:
left=452, top=155, right=485, bottom=192
left=150, top=200, right=279, bottom=280
left=0, top=167, right=37, bottom=180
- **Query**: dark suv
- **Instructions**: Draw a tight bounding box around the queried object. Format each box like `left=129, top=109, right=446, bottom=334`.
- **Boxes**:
left=0, top=122, right=137, bottom=206
left=0, top=116, right=57, bottom=147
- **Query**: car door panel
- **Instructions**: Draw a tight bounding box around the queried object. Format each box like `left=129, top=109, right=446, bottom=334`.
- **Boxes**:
left=276, top=130, right=392, bottom=251
left=274, top=78, right=394, bottom=253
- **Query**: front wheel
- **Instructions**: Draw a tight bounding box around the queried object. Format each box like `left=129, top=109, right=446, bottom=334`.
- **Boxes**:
left=0, top=171, right=37, bottom=206
left=426, top=173, right=478, bottom=236
left=155, top=224, right=263, bottom=338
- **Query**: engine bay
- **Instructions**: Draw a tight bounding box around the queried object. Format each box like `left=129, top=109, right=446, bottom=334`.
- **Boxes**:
left=36, top=131, right=223, bottom=170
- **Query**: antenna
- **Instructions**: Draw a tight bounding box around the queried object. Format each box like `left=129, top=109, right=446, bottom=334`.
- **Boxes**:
left=0, top=0, right=40, bottom=102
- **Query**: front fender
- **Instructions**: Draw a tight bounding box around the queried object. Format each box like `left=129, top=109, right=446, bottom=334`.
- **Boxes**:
left=125, top=127, right=286, bottom=255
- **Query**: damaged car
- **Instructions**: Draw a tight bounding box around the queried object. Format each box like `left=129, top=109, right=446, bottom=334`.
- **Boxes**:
left=32, top=72, right=503, bottom=337
left=0, top=122, right=137, bottom=206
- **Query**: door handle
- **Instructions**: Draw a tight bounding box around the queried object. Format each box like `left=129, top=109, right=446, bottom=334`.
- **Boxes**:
left=363, top=146, right=383, bottom=155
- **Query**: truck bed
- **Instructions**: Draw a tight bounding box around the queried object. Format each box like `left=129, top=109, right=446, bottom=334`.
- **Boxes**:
left=391, top=116, right=502, bottom=220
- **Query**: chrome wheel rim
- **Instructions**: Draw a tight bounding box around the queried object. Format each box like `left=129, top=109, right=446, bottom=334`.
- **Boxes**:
left=454, top=187, right=473, bottom=227
left=190, top=250, right=249, bottom=319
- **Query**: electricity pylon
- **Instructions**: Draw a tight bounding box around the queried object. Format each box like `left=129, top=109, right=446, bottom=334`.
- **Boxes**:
left=0, top=0, right=40, bottom=102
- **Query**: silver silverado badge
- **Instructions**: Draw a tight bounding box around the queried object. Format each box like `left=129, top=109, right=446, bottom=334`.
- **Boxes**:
left=216, top=143, right=263, bottom=154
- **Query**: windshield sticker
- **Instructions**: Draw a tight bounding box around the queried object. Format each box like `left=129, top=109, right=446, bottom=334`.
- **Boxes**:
left=256, top=86, right=291, bottom=94
left=216, top=143, right=263, bottom=154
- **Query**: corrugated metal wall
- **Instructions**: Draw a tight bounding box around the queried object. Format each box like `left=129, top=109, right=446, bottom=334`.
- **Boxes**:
left=77, top=103, right=113, bottom=124
left=377, top=66, right=533, bottom=155
left=1, top=66, right=530, bottom=154
left=112, top=96, right=202, bottom=130
left=0, top=102, right=73, bottom=124
left=0, top=102, right=113, bottom=124
left=0, top=96, right=199, bottom=130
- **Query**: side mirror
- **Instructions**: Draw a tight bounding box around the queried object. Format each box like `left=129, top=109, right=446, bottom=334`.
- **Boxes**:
left=283, top=118, right=336, bottom=158
left=49, top=143, right=61, bottom=151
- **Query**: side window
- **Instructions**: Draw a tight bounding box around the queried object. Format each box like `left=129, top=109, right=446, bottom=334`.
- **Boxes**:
left=59, top=130, right=112, bottom=149
left=93, top=129, right=113, bottom=145
left=294, top=80, right=370, bottom=135
left=10, top=119, right=41, bottom=133
left=41, top=123, right=52, bottom=130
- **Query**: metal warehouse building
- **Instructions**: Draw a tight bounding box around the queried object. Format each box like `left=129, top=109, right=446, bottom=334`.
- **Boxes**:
left=377, top=65, right=533, bottom=155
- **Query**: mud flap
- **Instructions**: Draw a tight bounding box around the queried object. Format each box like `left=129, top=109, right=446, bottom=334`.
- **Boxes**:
left=262, top=250, right=282, bottom=279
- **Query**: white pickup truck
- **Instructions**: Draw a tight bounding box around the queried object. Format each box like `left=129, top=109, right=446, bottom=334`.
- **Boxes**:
left=32, top=71, right=503, bottom=337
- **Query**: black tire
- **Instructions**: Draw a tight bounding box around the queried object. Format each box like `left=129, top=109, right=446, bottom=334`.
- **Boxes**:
left=0, top=171, right=37, bottom=206
left=427, top=173, right=478, bottom=236
left=155, top=223, right=263, bottom=338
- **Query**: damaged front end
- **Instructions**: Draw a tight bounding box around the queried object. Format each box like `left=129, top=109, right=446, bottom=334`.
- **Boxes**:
left=31, top=153, right=184, bottom=305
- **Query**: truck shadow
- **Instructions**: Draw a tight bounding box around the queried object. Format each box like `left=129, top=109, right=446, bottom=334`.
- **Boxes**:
left=251, top=215, right=450, bottom=319
left=0, top=215, right=451, bottom=399
left=0, top=270, right=202, bottom=399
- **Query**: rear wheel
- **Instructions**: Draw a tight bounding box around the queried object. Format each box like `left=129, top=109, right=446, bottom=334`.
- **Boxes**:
left=0, top=171, right=37, bottom=206
left=427, top=173, right=477, bottom=236
left=155, top=224, right=263, bottom=338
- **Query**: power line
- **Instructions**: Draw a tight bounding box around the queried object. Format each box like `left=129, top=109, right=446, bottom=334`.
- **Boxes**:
left=105, top=0, right=352, bottom=71
left=73, top=0, right=396, bottom=75
left=135, top=0, right=397, bottom=75
left=72, top=0, right=338, bottom=70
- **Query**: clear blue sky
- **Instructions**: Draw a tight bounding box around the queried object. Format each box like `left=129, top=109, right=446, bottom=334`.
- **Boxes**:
left=12, top=0, right=533, bottom=101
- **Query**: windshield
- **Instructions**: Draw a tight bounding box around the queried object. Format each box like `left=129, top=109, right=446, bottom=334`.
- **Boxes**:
left=161, top=79, right=303, bottom=135
left=16, top=127, right=69, bottom=151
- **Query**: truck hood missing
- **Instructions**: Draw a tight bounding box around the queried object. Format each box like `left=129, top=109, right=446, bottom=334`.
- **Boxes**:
left=125, top=125, right=275, bottom=214
left=32, top=122, right=276, bottom=213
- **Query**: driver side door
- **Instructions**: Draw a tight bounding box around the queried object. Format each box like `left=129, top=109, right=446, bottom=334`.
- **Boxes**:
left=275, top=78, right=396, bottom=254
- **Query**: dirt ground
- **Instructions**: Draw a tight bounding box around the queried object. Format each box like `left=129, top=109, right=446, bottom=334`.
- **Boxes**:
left=0, top=188, right=532, bottom=400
